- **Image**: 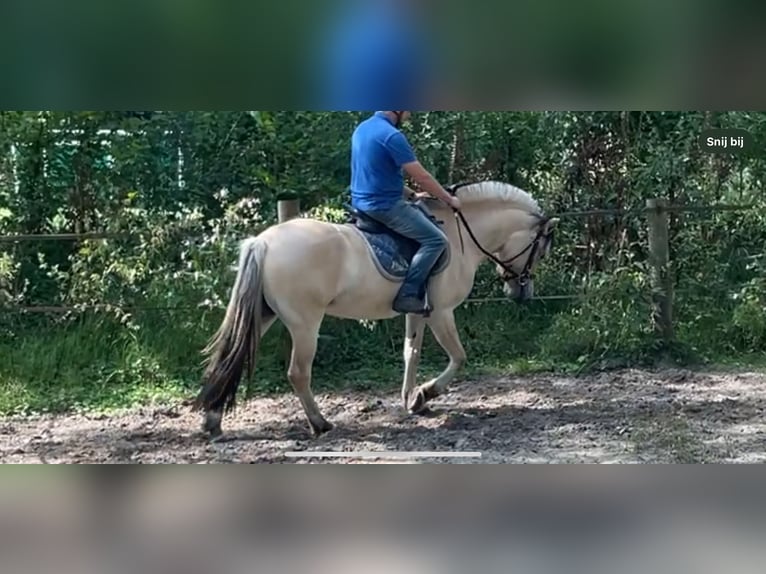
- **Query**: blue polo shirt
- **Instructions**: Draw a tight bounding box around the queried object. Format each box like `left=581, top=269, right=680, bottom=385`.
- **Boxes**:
left=350, top=112, right=417, bottom=212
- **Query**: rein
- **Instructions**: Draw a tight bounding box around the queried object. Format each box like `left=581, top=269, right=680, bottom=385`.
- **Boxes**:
left=446, top=183, right=550, bottom=286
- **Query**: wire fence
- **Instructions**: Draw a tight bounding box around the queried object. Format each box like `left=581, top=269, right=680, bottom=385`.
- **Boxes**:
left=0, top=202, right=754, bottom=245
left=0, top=294, right=583, bottom=315
left=551, top=203, right=756, bottom=218
left=0, top=200, right=757, bottom=320
left=0, top=232, right=132, bottom=243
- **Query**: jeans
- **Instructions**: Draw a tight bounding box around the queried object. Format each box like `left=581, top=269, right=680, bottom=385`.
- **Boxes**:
left=365, top=200, right=448, bottom=299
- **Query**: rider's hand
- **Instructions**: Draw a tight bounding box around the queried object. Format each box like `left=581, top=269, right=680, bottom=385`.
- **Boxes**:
left=449, top=196, right=462, bottom=211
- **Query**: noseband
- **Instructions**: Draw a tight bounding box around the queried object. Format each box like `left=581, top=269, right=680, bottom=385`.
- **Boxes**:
left=446, top=183, right=552, bottom=287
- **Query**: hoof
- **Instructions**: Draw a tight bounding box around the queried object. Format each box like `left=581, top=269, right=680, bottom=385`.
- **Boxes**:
left=202, top=410, right=223, bottom=439
left=407, top=389, right=428, bottom=414
left=310, top=419, right=334, bottom=437
left=407, top=386, right=438, bottom=414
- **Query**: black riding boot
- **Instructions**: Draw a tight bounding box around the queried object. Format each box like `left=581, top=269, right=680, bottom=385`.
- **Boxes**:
left=392, top=281, right=431, bottom=315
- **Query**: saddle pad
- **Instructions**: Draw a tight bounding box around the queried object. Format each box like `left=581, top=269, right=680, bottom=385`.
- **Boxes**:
left=348, top=225, right=450, bottom=283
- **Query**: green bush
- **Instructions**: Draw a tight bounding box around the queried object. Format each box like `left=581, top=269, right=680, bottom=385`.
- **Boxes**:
left=731, top=270, right=766, bottom=349
left=539, top=267, right=653, bottom=364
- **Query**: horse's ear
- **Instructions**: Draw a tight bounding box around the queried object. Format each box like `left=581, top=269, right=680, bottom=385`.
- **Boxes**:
left=544, top=217, right=560, bottom=233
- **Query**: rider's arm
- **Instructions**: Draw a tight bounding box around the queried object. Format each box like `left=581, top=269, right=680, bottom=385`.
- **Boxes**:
left=386, top=131, right=458, bottom=208
left=402, top=160, right=455, bottom=205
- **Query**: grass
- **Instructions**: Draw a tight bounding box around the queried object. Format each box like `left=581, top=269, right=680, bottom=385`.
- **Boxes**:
left=0, top=299, right=764, bottom=417
left=0, top=315, right=192, bottom=415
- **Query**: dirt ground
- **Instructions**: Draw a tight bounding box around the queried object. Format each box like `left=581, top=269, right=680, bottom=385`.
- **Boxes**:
left=1, top=367, right=765, bottom=463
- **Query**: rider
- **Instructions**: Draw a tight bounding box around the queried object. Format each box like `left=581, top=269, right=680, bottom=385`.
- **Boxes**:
left=350, top=111, right=462, bottom=315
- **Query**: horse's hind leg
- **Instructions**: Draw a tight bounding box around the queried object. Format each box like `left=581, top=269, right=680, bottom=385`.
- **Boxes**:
left=285, top=318, right=333, bottom=436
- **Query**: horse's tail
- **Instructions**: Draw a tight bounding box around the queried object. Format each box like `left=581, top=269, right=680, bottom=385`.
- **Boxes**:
left=194, top=236, right=268, bottom=414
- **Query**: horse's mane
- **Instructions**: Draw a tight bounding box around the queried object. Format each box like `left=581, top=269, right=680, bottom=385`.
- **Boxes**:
left=453, top=181, right=541, bottom=215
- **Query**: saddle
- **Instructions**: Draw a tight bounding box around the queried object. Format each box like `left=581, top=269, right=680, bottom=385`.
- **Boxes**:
left=343, top=200, right=450, bottom=282
left=344, top=199, right=443, bottom=234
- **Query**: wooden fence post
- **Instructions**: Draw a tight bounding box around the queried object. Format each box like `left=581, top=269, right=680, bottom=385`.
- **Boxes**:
left=277, top=195, right=301, bottom=223
left=277, top=196, right=301, bottom=379
left=646, top=198, right=674, bottom=344
left=245, top=194, right=302, bottom=398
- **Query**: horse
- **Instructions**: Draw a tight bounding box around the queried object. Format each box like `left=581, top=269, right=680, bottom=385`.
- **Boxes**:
left=193, top=181, right=558, bottom=439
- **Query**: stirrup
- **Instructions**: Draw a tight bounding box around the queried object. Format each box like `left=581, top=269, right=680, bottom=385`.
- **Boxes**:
left=423, top=289, right=432, bottom=318
left=393, top=292, right=432, bottom=317
left=393, top=296, right=431, bottom=317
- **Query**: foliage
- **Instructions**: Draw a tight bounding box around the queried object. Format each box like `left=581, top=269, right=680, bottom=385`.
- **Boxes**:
left=731, top=258, right=766, bottom=349
left=0, top=111, right=765, bottom=414
left=539, top=268, right=654, bottom=365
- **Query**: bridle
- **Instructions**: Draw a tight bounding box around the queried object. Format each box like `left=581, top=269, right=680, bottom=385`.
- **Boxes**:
left=447, top=183, right=554, bottom=287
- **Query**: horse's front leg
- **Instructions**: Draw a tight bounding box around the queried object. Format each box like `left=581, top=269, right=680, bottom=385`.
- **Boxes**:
left=407, top=309, right=466, bottom=414
left=401, top=313, right=426, bottom=409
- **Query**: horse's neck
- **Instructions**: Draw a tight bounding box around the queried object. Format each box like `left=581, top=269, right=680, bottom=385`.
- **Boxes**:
left=438, top=204, right=514, bottom=267
left=466, top=209, right=509, bottom=260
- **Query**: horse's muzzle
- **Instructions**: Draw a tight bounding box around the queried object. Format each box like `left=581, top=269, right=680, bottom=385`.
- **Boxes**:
left=504, top=279, right=534, bottom=302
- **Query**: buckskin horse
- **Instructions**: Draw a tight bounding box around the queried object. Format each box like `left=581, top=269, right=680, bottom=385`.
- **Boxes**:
left=194, top=181, right=558, bottom=439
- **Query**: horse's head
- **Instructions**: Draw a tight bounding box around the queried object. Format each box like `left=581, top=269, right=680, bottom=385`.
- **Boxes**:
left=447, top=180, right=559, bottom=303
left=494, top=215, right=558, bottom=302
